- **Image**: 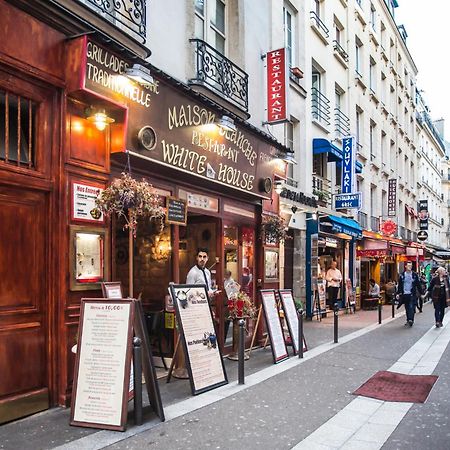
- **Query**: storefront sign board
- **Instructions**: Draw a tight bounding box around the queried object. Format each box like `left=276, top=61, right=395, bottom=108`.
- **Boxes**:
left=169, top=283, right=228, bottom=395
left=278, top=289, right=307, bottom=355
left=341, top=136, right=356, bottom=195
left=266, top=48, right=288, bottom=124
left=418, top=200, right=429, bottom=230
left=388, top=179, right=397, bottom=216
left=260, top=290, right=289, bottom=363
left=334, top=192, right=362, bottom=210
left=71, top=181, right=104, bottom=224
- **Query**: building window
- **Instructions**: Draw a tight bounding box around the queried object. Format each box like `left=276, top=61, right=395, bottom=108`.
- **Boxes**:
left=284, top=120, right=295, bottom=181
left=369, top=120, right=376, bottom=160
left=0, top=90, right=36, bottom=168
left=370, top=3, right=376, bottom=30
left=355, top=37, right=363, bottom=75
left=356, top=107, right=362, bottom=146
left=369, top=57, right=376, bottom=92
left=195, top=0, right=226, bottom=54
left=283, top=4, right=296, bottom=68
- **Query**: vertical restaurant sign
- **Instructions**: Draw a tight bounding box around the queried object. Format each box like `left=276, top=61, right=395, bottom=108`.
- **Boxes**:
left=418, top=200, right=429, bottom=230
left=71, top=181, right=104, bottom=224
left=266, top=48, right=288, bottom=124
left=76, top=38, right=282, bottom=199
left=388, top=178, right=397, bottom=217
left=342, top=136, right=356, bottom=194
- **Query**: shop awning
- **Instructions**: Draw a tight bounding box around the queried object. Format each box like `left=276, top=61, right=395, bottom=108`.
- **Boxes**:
left=327, top=215, right=363, bottom=238
left=313, top=138, right=343, bottom=163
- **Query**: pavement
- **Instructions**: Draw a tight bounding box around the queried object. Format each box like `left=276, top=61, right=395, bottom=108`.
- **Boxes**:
left=2, top=301, right=449, bottom=450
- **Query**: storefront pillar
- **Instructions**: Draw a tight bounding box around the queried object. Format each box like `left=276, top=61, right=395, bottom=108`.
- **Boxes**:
left=305, top=213, right=319, bottom=318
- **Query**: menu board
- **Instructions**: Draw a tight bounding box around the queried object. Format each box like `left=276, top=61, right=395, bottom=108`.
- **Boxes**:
left=279, top=289, right=307, bottom=354
left=166, top=197, right=187, bottom=225
left=70, top=300, right=134, bottom=431
left=260, top=290, right=289, bottom=363
left=169, top=283, right=227, bottom=395
left=71, top=181, right=104, bottom=224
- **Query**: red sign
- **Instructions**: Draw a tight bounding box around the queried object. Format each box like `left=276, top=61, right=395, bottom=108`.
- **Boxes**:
left=356, top=249, right=389, bottom=257
left=266, top=48, right=288, bottom=124
left=381, top=219, right=397, bottom=236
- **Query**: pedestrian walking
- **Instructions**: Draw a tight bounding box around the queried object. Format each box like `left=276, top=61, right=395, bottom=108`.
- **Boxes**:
left=427, top=267, right=450, bottom=328
left=396, top=261, right=423, bottom=327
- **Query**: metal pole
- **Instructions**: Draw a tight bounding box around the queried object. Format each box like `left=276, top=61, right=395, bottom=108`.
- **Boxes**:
left=391, top=295, right=395, bottom=318
left=378, top=297, right=382, bottom=325
left=133, top=337, right=143, bottom=425
left=334, top=303, right=339, bottom=343
left=297, top=309, right=304, bottom=359
left=238, top=319, right=245, bottom=384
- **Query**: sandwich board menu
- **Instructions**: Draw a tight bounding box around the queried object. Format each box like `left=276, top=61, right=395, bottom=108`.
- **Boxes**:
left=260, top=290, right=289, bottom=363
left=169, top=283, right=228, bottom=395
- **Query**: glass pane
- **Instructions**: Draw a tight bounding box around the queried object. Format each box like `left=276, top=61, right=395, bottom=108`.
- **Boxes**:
left=212, top=0, right=225, bottom=34
left=214, top=31, right=225, bottom=54
left=195, top=0, right=204, bottom=15
left=241, top=227, right=254, bottom=300
left=195, top=15, right=204, bottom=39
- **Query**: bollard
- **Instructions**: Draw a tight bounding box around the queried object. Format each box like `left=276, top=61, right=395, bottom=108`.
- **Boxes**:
left=334, top=303, right=339, bottom=343
left=238, top=319, right=245, bottom=384
left=378, top=297, right=382, bottom=324
left=133, top=337, right=143, bottom=426
left=391, top=295, right=395, bottom=319
left=297, top=309, right=304, bottom=359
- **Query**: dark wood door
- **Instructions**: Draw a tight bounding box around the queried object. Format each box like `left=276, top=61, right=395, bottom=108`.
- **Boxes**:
left=0, top=186, right=49, bottom=424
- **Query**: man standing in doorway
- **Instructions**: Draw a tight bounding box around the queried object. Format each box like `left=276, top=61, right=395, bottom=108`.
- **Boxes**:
left=326, top=260, right=342, bottom=308
left=186, top=248, right=220, bottom=298
left=397, top=261, right=423, bottom=327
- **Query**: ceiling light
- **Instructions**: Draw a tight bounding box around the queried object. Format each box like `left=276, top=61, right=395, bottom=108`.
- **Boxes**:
left=86, top=108, right=115, bottom=131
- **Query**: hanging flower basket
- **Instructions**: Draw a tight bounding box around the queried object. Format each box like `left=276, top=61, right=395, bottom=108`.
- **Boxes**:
left=95, top=172, right=165, bottom=236
left=226, top=290, right=257, bottom=320
left=260, top=214, right=291, bottom=244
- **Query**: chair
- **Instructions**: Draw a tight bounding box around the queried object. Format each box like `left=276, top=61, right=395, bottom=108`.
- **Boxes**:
left=145, top=310, right=168, bottom=370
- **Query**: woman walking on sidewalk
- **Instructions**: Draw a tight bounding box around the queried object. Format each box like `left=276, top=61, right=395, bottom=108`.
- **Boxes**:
left=428, top=267, right=450, bottom=328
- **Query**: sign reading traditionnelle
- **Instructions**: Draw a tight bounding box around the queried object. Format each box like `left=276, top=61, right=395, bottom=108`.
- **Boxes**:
left=266, top=48, right=288, bottom=124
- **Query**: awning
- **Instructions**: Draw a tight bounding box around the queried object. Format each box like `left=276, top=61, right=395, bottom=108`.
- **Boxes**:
left=313, top=138, right=343, bottom=163
left=336, top=159, right=363, bottom=173
left=325, top=215, right=363, bottom=238
left=405, top=204, right=418, bottom=218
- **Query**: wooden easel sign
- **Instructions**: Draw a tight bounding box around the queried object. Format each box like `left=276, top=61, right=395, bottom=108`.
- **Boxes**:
left=70, top=299, right=135, bottom=431
left=278, top=289, right=307, bottom=355
left=169, top=283, right=228, bottom=395
left=260, top=290, right=289, bottom=364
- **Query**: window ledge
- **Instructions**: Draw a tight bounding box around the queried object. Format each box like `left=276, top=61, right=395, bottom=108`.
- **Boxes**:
left=312, top=117, right=330, bottom=133
left=339, top=0, right=348, bottom=6
left=310, top=21, right=330, bottom=45
left=355, top=71, right=367, bottom=91
left=380, top=102, right=389, bottom=116
left=333, top=48, right=349, bottom=68
left=369, top=26, right=379, bottom=46
left=354, top=5, right=367, bottom=26
left=370, top=89, right=380, bottom=104
left=381, top=47, right=389, bottom=62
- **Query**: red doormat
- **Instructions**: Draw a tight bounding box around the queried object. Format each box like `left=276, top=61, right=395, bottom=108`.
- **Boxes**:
left=353, top=371, right=438, bottom=403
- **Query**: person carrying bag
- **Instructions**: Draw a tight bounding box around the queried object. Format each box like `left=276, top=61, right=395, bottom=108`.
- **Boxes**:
left=427, top=267, right=450, bottom=328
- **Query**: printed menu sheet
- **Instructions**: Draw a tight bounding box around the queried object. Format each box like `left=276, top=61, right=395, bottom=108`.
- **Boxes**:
left=169, top=284, right=227, bottom=395
left=261, top=290, right=289, bottom=363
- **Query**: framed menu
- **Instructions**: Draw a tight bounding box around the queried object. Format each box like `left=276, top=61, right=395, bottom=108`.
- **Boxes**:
left=71, top=180, right=105, bottom=224
left=166, top=197, right=187, bottom=225
left=260, top=290, right=289, bottom=363
left=278, top=289, right=307, bottom=355
left=169, top=283, right=228, bottom=395
left=70, top=299, right=135, bottom=431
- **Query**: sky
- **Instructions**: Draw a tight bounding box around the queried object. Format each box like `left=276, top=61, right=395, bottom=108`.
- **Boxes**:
left=396, top=1, right=450, bottom=142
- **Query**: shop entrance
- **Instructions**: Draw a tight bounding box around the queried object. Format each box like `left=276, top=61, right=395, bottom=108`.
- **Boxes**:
left=0, top=187, right=50, bottom=424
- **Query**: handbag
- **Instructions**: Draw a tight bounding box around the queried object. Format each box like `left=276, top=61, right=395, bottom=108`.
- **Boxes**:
left=431, top=284, right=441, bottom=303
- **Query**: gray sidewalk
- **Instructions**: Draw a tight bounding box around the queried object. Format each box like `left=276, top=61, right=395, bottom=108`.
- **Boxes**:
left=0, top=303, right=420, bottom=450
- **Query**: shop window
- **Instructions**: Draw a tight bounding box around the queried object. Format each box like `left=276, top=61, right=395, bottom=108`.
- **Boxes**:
left=0, top=90, right=36, bottom=168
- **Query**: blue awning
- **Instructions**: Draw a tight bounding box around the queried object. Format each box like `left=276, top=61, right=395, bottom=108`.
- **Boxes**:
left=313, top=138, right=343, bottom=163
left=336, top=160, right=363, bottom=174
left=326, top=215, right=363, bottom=238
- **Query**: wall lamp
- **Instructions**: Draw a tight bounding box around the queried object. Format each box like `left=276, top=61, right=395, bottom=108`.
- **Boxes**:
left=125, top=64, right=154, bottom=86
left=216, top=115, right=237, bottom=133
left=86, top=108, right=115, bottom=131
left=278, top=149, right=297, bottom=165
left=274, top=180, right=284, bottom=195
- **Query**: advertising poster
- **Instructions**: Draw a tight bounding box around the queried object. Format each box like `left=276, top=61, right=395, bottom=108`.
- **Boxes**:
left=169, top=284, right=227, bottom=395
left=279, top=289, right=307, bottom=354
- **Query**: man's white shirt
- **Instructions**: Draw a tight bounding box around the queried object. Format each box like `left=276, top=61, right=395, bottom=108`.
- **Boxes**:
left=186, top=265, right=212, bottom=291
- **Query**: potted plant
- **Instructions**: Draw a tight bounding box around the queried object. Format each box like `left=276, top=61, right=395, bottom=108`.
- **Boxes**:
left=313, top=189, right=329, bottom=206
left=95, top=172, right=165, bottom=297
left=260, top=214, right=291, bottom=244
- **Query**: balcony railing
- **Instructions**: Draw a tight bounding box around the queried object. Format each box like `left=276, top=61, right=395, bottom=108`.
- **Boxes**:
left=310, top=11, right=330, bottom=38
left=79, top=0, right=146, bottom=43
left=370, top=216, right=380, bottom=232
left=311, top=87, right=330, bottom=126
left=189, top=39, right=248, bottom=112
left=358, top=211, right=368, bottom=229
left=312, top=175, right=332, bottom=205
left=333, top=40, right=349, bottom=62
left=285, top=177, right=299, bottom=188
left=334, top=108, right=350, bottom=137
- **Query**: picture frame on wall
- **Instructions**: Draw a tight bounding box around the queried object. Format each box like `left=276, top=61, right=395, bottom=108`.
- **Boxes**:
left=102, top=282, right=123, bottom=299
left=69, top=225, right=109, bottom=291
left=264, top=248, right=279, bottom=282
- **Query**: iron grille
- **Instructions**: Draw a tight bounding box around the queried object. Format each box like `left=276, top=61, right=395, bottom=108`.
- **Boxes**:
left=189, top=39, right=249, bottom=112
left=311, top=87, right=330, bottom=125
left=334, top=108, right=350, bottom=136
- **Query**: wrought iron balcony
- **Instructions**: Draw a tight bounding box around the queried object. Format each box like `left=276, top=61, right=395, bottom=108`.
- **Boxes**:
left=358, top=211, right=368, bottom=229
left=333, top=40, right=349, bottom=62
left=79, top=0, right=146, bottom=43
left=189, top=39, right=249, bottom=112
left=312, top=175, right=332, bottom=206
left=311, top=87, right=330, bottom=126
left=370, top=216, right=380, bottom=232
left=310, top=11, right=329, bottom=39
left=334, top=108, right=350, bottom=137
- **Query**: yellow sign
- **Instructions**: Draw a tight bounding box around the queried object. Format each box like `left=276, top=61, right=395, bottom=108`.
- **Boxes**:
left=165, top=312, right=175, bottom=329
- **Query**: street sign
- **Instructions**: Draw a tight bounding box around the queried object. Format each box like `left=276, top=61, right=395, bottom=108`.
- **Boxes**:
left=417, top=230, right=428, bottom=241
left=334, top=192, right=362, bottom=210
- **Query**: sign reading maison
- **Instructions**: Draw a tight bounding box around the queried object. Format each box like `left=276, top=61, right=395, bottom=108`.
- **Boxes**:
left=81, top=39, right=282, bottom=199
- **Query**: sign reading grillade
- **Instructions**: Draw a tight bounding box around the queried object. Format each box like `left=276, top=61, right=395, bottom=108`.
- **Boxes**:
left=266, top=48, right=288, bottom=124
left=72, top=37, right=283, bottom=200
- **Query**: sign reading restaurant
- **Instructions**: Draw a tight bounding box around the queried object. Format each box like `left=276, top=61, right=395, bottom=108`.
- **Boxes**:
left=74, top=38, right=282, bottom=199
left=266, top=48, right=288, bottom=124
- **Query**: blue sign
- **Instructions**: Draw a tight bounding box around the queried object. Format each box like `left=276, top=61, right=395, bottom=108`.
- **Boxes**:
left=334, top=192, right=362, bottom=210
left=341, top=136, right=356, bottom=194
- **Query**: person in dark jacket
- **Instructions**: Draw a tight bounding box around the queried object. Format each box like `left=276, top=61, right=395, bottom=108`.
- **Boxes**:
left=396, top=261, right=423, bottom=327
left=428, top=267, right=450, bottom=328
